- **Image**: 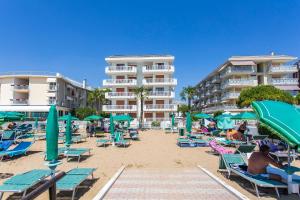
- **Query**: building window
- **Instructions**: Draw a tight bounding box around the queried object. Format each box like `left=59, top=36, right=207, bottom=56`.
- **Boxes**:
left=49, top=82, right=57, bottom=91
left=49, top=97, right=56, bottom=105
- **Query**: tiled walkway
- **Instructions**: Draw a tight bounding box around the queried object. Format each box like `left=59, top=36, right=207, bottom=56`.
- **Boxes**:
left=103, top=168, right=240, bottom=199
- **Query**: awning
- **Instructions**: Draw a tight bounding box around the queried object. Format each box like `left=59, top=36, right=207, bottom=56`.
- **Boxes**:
left=252, top=100, right=300, bottom=147
left=230, top=61, right=256, bottom=66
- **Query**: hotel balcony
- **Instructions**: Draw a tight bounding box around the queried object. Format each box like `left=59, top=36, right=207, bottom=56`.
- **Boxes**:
left=13, top=85, right=29, bottom=92
left=211, top=97, right=220, bottom=103
left=144, top=104, right=177, bottom=111
left=202, top=104, right=247, bottom=113
left=212, top=86, right=221, bottom=93
left=221, top=92, right=240, bottom=101
left=205, top=91, right=211, bottom=96
left=211, top=76, right=220, bottom=83
left=147, top=91, right=175, bottom=99
left=102, top=105, right=137, bottom=112
left=105, top=92, right=136, bottom=99
left=105, top=66, right=137, bottom=75
left=142, top=78, right=177, bottom=86
left=103, top=79, right=137, bottom=86
left=269, top=78, right=299, bottom=85
left=269, top=65, right=298, bottom=74
left=200, top=93, right=205, bottom=98
left=221, top=79, right=258, bottom=89
left=142, top=65, right=174, bottom=74
left=220, top=66, right=255, bottom=77
left=11, top=99, right=28, bottom=105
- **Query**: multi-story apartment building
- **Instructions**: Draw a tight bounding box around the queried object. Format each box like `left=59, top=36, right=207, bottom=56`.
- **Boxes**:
left=103, top=55, right=177, bottom=122
left=195, top=54, right=299, bottom=113
left=0, top=72, right=91, bottom=117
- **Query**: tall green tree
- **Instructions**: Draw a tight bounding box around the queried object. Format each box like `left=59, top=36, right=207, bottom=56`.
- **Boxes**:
left=237, top=85, right=294, bottom=108
left=180, top=86, right=196, bottom=110
left=88, top=88, right=111, bottom=113
left=133, top=86, right=149, bottom=129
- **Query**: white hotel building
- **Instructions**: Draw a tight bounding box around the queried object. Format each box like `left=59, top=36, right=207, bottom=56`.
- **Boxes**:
left=103, top=55, right=177, bottom=122
left=196, top=54, right=299, bottom=113
left=0, top=72, right=91, bottom=117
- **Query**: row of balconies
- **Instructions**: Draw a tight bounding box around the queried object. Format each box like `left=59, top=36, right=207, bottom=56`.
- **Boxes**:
left=102, top=104, right=177, bottom=112
left=103, top=78, right=177, bottom=86
left=202, top=104, right=241, bottom=113
left=105, top=65, right=175, bottom=74
left=105, top=91, right=175, bottom=99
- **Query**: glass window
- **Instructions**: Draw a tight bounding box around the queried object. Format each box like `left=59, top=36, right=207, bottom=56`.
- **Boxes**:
left=49, top=97, right=56, bottom=105
left=49, top=82, right=57, bottom=91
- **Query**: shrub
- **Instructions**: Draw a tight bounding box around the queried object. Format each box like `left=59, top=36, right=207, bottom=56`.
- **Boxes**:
left=75, top=107, right=96, bottom=120
left=151, top=121, right=160, bottom=127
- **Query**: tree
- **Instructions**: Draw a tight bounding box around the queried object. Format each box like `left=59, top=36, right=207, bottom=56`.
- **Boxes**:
left=88, top=88, right=111, bottom=113
left=75, top=107, right=96, bottom=120
left=213, top=110, right=223, bottom=118
left=177, top=104, right=189, bottom=117
left=180, top=86, right=196, bottom=110
left=133, top=86, right=149, bottom=129
left=295, top=93, right=300, bottom=105
left=237, top=85, right=294, bottom=108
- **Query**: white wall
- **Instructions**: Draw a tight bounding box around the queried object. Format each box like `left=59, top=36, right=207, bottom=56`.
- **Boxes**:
left=0, top=77, right=14, bottom=105
left=29, top=77, right=49, bottom=105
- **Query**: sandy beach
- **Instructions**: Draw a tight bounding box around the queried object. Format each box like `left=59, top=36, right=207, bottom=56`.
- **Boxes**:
left=0, top=129, right=299, bottom=200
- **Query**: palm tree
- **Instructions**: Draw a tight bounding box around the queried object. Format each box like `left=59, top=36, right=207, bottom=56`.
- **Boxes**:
left=133, top=86, right=149, bottom=129
left=88, top=88, right=111, bottom=113
left=180, top=86, right=196, bottom=110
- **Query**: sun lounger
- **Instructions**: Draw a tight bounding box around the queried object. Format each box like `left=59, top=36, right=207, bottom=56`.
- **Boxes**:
left=177, top=138, right=194, bottom=147
left=0, top=169, right=51, bottom=199
left=0, top=141, right=33, bottom=160
left=0, top=141, right=12, bottom=151
left=57, top=168, right=96, bottom=200
left=64, top=148, right=91, bottom=162
left=96, top=138, right=111, bottom=147
left=234, top=144, right=256, bottom=154
left=1, top=130, right=16, bottom=141
left=164, top=127, right=172, bottom=133
left=209, top=140, right=233, bottom=154
left=191, top=139, right=208, bottom=147
left=114, top=132, right=130, bottom=147
left=252, top=135, right=268, bottom=141
left=219, top=154, right=287, bottom=198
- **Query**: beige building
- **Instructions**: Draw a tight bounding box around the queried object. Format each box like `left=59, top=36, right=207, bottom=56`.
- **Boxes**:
left=0, top=72, right=91, bottom=117
left=196, top=54, right=299, bottom=113
left=103, top=55, right=177, bottom=122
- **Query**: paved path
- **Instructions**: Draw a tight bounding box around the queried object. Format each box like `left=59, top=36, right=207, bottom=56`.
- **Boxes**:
left=103, top=168, right=240, bottom=199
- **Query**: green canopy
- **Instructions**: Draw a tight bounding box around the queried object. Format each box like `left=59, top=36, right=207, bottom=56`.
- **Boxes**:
left=109, top=113, right=114, bottom=135
left=186, top=112, right=192, bottom=133
left=84, top=115, right=103, bottom=121
left=46, top=105, right=59, bottom=161
left=231, top=112, right=257, bottom=120
left=112, top=115, right=133, bottom=121
left=252, top=100, right=300, bottom=147
left=215, top=113, right=233, bottom=120
left=0, top=112, right=24, bottom=117
left=58, top=115, right=79, bottom=121
left=0, top=113, right=21, bottom=121
left=193, top=113, right=211, bottom=119
left=65, top=113, right=72, bottom=147
left=217, top=115, right=234, bottom=130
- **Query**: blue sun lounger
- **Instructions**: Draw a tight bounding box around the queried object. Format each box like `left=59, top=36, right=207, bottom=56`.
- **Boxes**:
left=0, top=169, right=51, bottom=199
left=0, top=141, right=33, bottom=160
left=57, top=168, right=96, bottom=200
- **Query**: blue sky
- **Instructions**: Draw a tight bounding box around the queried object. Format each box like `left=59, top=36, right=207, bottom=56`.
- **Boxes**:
left=0, top=0, right=299, bottom=100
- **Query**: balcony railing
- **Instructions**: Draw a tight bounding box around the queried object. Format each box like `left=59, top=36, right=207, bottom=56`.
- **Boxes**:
left=269, top=78, right=299, bottom=85
left=144, top=104, right=177, bottom=111
left=12, top=99, right=28, bottom=105
left=105, top=66, right=137, bottom=74
left=269, top=65, right=298, bottom=73
left=221, top=92, right=240, bottom=101
left=14, top=85, right=29, bottom=90
left=202, top=104, right=241, bottom=113
left=221, top=66, right=255, bottom=77
left=222, top=79, right=257, bottom=88
left=103, top=79, right=137, bottom=86
left=148, top=91, right=174, bottom=98
left=142, top=65, right=174, bottom=73
left=211, top=76, right=220, bottom=83
left=105, top=92, right=135, bottom=99
left=102, top=105, right=137, bottom=112
left=143, top=78, right=177, bottom=85
left=212, top=86, right=220, bottom=93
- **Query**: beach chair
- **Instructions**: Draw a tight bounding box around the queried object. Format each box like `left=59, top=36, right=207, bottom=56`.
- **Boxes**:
left=219, top=154, right=287, bottom=198
left=177, top=138, right=193, bottom=147
left=64, top=148, right=91, bottom=162
left=96, top=138, right=111, bottom=147
left=0, top=141, right=33, bottom=160
left=234, top=144, right=256, bottom=154
left=0, top=169, right=51, bottom=199
left=129, top=129, right=139, bottom=140
left=1, top=130, right=16, bottom=141
left=209, top=140, right=233, bottom=154
left=114, top=132, right=130, bottom=147
left=57, top=168, right=96, bottom=200
left=164, top=127, right=172, bottom=134
left=0, top=141, right=12, bottom=151
left=191, top=139, right=208, bottom=147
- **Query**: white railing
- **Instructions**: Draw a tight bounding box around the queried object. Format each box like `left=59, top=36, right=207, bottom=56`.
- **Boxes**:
left=270, top=78, right=298, bottom=85
left=221, top=92, right=240, bottom=101
left=221, top=66, right=255, bottom=77
left=212, top=86, right=220, bottom=93
left=103, top=79, right=137, bottom=86
left=105, top=92, right=135, bottom=98
left=105, top=66, right=137, bottom=73
left=202, top=104, right=240, bottom=113
left=222, top=79, right=257, bottom=88
left=144, top=104, right=177, bottom=111
left=143, top=78, right=177, bottom=85
left=148, top=91, right=174, bottom=98
left=103, top=105, right=137, bottom=111
left=143, top=65, right=174, bottom=73
left=14, top=85, right=29, bottom=90
left=12, top=99, right=28, bottom=105
left=145, top=118, right=171, bottom=122
left=211, top=76, right=220, bottom=83
left=269, top=65, right=298, bottom=73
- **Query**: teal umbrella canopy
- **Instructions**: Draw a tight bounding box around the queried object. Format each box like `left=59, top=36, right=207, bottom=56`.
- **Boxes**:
left=46, top=105, right=59, bottom=161
left=0, top=113, right=21, bottom=121
left=65, top=113, right=72, bottom=147
left=112, top=115, right=133, bottom=121
left=193, top=113, right=211, bottom=119
left=215, top=113, right=233, bottom=120
left=84, top=115, right=103, bottom=121
left=217, top=117, right=234, bottom=129
left=252, top=100, right=300, bottom=147
left=231, top=112, right=257, bottom=120
left=58, top=115, right=79, bottom=121
left=186, top=112, right=192, bottom=133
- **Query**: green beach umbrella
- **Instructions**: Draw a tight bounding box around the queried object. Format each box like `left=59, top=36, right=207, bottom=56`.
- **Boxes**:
left=46, top=105, right=59, bottom=161
left=109, top=113, right=114, bottom=135
left=171, top=114, right=175, bottom=128
left=65, top=113, right=72, bottom=148
left=231, top=112, right=257, bottom=120
left=186, top=112, right=192, bottom=133
left=34, top=117, right=39, bottom=129
left=112, top=115, right=133, bottom=121
left=193, top=113, right=211, bottom=119
left=215, top=113, right=233, bottom=120
left=217, top=117, right=234, bottom=129
left=84, top=115, right=103, bottom=121
left=0, top=113, right=21, bottom=121
left=58, top=115, right=79, bottom=121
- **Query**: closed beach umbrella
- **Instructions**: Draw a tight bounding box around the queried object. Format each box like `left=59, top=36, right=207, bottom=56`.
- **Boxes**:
left=46, top=105, right=59, bottom=161
left=193, top=113, right=211, bottom=119
left=186, top=112, right=192, bottom=133
left=231, top=112, right=257, bottom=120
left=84, top=115, right=103, bottom=121
left=65, top=113, right=72, bottom=147
left=172, top=114, right=175, bottom=128
left=109, top=113, right=114, bottom=135
left=34, top=117, right=39, bottom=129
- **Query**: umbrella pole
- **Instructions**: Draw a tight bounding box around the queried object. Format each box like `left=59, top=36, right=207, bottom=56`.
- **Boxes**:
left=287, top=145, right=293, bottom=194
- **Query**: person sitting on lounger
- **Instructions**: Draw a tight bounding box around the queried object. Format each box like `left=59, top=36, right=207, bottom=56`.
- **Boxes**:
left=200, top=125, right=208, bottom=133
left=248, top=145, right=283, bottom=181
left=226, top=128, right=242, bottom=140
